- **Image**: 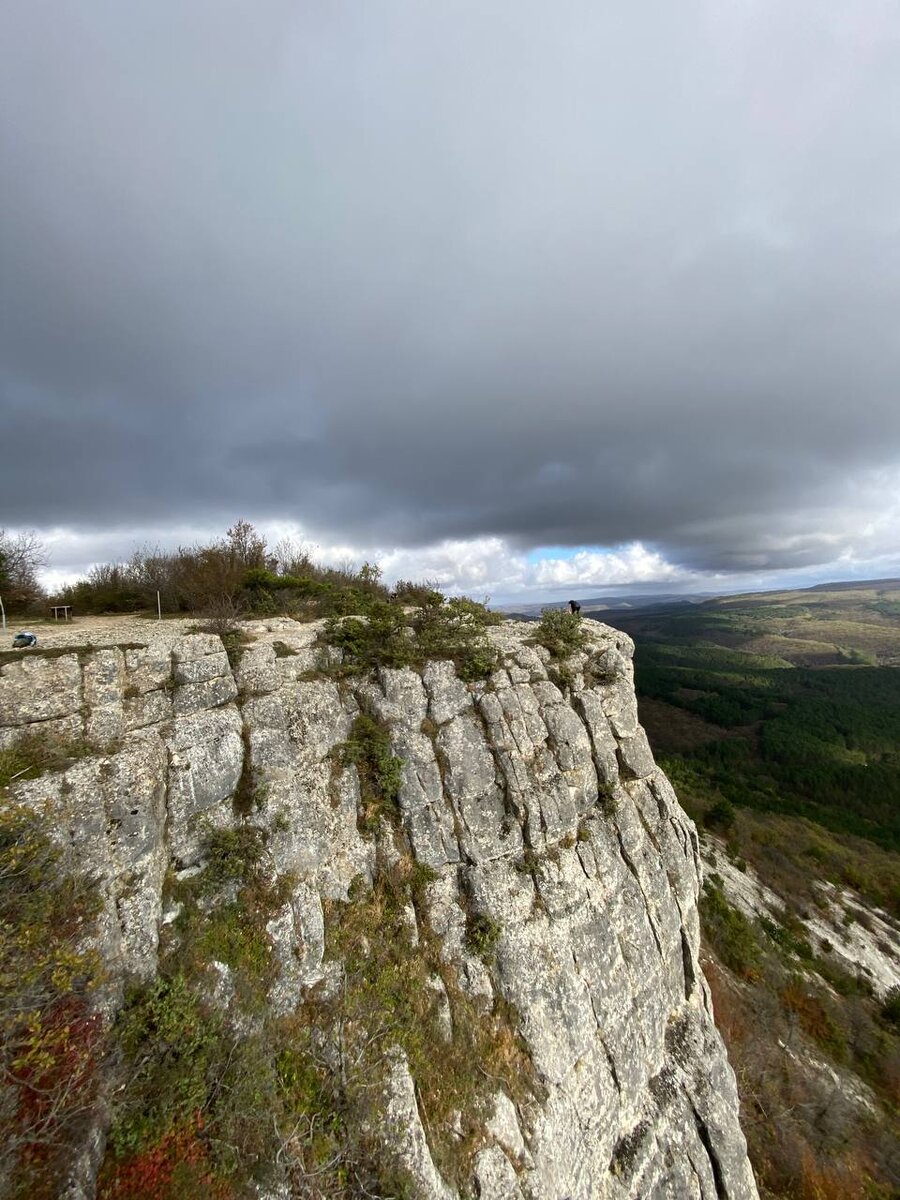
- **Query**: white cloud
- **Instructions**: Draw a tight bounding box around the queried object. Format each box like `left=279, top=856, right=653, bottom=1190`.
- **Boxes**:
left=266, top=530, right=694, bottom=598
left=22, top=483, right=900, bottom=606
left=532, top=545, right=688, bottom=588
left=29, top=521, right=697, bottom=601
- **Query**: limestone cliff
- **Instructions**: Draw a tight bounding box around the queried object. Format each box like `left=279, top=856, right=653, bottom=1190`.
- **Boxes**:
left=0, top=618, right=759, bottom=1200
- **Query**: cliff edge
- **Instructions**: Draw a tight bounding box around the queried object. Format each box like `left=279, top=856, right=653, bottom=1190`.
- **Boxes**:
left=0, top=617, right=758, bottom=1200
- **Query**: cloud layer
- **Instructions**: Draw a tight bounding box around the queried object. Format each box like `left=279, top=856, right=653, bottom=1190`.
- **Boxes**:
left=2, top=1, right=899, bottom=592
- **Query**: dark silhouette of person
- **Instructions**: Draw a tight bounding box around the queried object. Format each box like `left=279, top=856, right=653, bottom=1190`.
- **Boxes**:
left=568, top=600, right=581, bottom=615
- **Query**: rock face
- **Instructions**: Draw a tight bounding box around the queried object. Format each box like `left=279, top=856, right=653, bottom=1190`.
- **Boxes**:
left=1, top=619, right=758, bottom=1200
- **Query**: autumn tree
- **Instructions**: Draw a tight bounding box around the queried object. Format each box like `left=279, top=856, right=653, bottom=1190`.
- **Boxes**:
left=0, top=530, right=46, bottom=613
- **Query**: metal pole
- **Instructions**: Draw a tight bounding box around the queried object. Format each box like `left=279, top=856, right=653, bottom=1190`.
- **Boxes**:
left=157, top=590, right=162, bottom=621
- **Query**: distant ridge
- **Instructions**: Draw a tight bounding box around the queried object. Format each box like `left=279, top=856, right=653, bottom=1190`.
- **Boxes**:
left=497, top=576, right=900, bottom=619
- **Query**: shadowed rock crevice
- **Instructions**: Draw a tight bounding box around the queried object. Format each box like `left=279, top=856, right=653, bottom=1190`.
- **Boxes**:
left=693, top=1105, right=731, bottom=1200
left=681, top=928, right=697, bottom=1000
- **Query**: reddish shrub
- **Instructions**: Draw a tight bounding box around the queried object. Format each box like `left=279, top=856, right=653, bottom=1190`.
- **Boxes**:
left=790, top=1145, right=877, bottom=1200
left=9, top=995, right=107, bottom=1190
left=780, top=982, right=847, bottom=1060
left=98, top=1113, right=235, bottom=1200
left=704, top=959, right=750, bottom=1047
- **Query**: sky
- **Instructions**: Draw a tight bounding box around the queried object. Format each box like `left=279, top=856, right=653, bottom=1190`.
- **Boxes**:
left=2, top=0, right=900, bottom=603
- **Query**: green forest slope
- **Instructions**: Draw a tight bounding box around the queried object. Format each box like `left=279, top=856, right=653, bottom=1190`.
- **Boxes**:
left=606, top=581, right=900, bottom=912
left=605, top=581, right=900, bottom=1200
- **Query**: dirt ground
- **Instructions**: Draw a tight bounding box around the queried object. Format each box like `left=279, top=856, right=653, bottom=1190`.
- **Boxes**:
left=2, top=613, right=202, bottom=653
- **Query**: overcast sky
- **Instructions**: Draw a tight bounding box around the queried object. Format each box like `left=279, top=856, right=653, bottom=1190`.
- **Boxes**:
left=2, top=1, right=899, bottom=601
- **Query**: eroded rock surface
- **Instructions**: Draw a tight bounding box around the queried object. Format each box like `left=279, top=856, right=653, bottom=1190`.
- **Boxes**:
left=1, top=618, right=758, bottom=1200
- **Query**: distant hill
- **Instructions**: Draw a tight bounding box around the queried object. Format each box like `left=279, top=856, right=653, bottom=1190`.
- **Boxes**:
left=498, top=590, right=718, bottom=620
left=602, top=578, right=900, bottom=667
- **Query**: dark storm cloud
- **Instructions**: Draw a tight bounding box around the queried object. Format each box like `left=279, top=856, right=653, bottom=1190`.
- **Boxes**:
left=2, top=0, right=899, bottom=574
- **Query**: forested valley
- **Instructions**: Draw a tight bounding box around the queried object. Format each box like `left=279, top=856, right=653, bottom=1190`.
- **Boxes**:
left=605, top=581, right=900, bottom=1199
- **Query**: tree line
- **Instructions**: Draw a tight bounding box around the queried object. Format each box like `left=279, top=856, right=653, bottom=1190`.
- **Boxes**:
left=0, top=522, right=483, bottom=629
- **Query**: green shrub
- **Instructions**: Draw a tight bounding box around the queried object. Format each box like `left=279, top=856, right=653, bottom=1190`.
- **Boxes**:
left=813, top=956, right=873, bottom=998
left=196, top=825, right=266, bottom=893
left=323, top=595, right=499, bottom=681
left=336, top=714, right=403, bottom=831
left=700, top=880, right=762, bottom=977
left=108, top=974, right=222, bottom=1156
left=52, top=522, right=395, bottom=619
left=324, top=604, right=411, bottom=673
left=171, top=824, right=292, bottom=986
left=465, top=912, right=501, bottom=962
left=532, top=608, right=589, bottom=659
left=104, top=824, right=311, bottom=1195
left=391, top=579, right=445, bottom=607
left=106, top=846, right=536, bottom=1198
left=703, top=798, right=736, bottom=832
left=271, top=640, right=298, bottom=658
left=217, top=627, right=251, bottom=669
left=759, top=910, right=814, bottom=963
left=194, top=903, right=276, bottom=1003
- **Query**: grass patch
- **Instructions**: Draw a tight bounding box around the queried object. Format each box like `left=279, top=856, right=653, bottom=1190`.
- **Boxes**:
left=334, top=713, right=403, bottom=833
left=0, top=733, right=96, bottom=788
left=271, top=640, right=298, bottom=658
left=102, top=819, right=536, bottom=1198
left=106, top=974, right=224, bottom=1159
left=167, top=825, right=292, bottom=1010
left=232, top=728, right=268, bottom=818
left=0, top=647, right=84, bottom=666
left=200, top=627, right=252, bottom=671
left=0, top=643, right=148, bottom=668
left=191, top=825, right=267, bottom=893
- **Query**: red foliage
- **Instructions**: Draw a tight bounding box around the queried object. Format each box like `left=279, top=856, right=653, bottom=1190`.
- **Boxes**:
left=99, top=1113, right=235, bottom=1200
left=5, top=997, right=108, bottom=1200
left=12, top=996, right=106, bottom=1157
left=789, top=1145, right=878, bottom=1200
left=703, top=958, right=750, bottom=1047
